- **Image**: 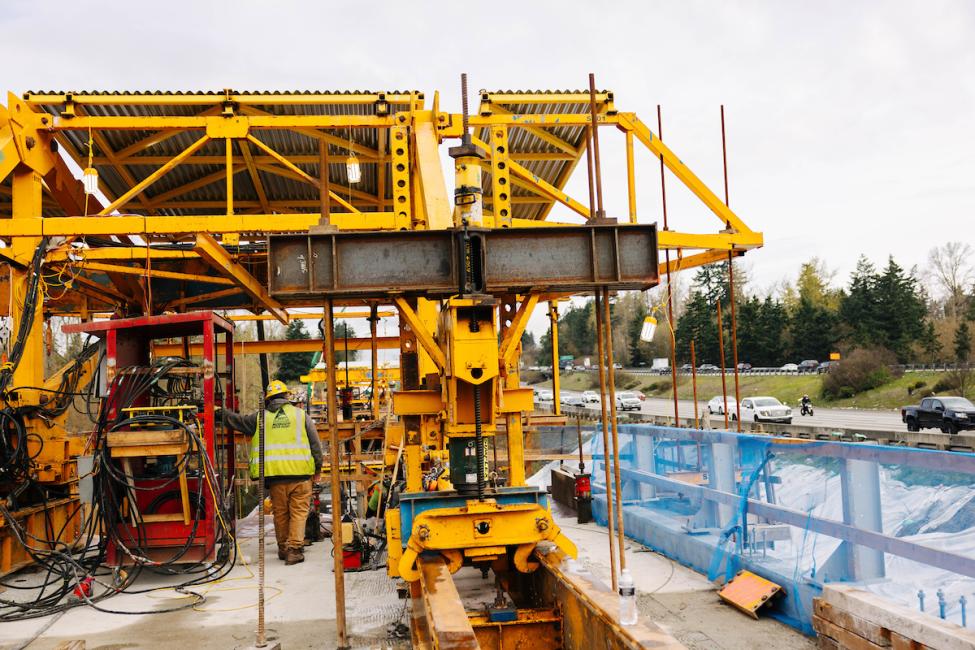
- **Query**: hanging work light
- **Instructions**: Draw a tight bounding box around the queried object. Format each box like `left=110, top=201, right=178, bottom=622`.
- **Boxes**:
left=346, top=153, right=361, bottom=184
left=640, top=316, right=658, bottom=343
left=82, top=167, right=99, bottom=195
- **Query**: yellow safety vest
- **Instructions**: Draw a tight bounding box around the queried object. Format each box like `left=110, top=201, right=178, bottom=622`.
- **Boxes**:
left=249, top=404, right=316, bottom=479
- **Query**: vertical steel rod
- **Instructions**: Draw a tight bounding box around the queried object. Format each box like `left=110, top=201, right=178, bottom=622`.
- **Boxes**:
left=657, top=106, right=680, bottom=426
left=585, top=127, right=597, bottom=223
left=549, top=302, right=562, bottom=415
left=369, top=303, right=379, bottom=420
left=325, top=299, right=349, bottom=649
left=625, top=130, right=636, bottom=223
left=602, top=289, right=626, bottom=572
left=716, top=300, right=729, bottom=429
left=576, top=416, right=585, bottom=474
left=721, top=106, right=743, bottom=430
left=593, top=288, right=619, bottom=592
left=728, top=254, right=742, bottom=431
left=690, top=340, right=699, bottom=429
left=588, top=73, right=605, bottom=218
left=256, top=391, right=267, bottom=648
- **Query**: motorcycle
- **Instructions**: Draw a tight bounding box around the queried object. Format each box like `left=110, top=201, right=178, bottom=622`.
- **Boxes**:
left=800, top=402, right=814, bottom=416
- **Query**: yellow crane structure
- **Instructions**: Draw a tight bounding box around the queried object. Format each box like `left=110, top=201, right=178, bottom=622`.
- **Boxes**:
left=0, top=85, right=762, bottom=647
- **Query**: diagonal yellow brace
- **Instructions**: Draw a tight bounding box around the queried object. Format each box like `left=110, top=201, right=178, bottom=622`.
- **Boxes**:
left=100, top=134, right=211, bottom=214
left=393, top=297, right=445, bottom=371
left=480, top=104, right=579, bottom=156
left=193, top=234, right=288, bottom=324
left=472, top=137, right=589, bottom=219
left=73, top=260, right=235, bottom=285
left=245, top=134, right=360, bottom=214
left=499, top=294, right=539, bottom=366
left=619, top=112, right=754, bottom=236
left=0, top=125, right=19, bottom=185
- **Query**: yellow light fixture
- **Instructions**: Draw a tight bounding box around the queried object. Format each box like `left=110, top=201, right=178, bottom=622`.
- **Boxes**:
left=639, top=316, right=658, bottom=343
left=82, top=167, right=99, bottom=195
left=346, top=153, right=361, bottom=184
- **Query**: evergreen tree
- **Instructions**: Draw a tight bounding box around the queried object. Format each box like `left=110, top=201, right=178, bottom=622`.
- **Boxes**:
left=789, top=296, right=839, bottom=361
left=276, top=320, right=314, bottom=383
left=956, top=320, right=972, bottom=363
left=675, top=292, right=718, bottom=364
left=840, top=256, right=880, bottom=348
left=873, top=257, right=927, bottom=361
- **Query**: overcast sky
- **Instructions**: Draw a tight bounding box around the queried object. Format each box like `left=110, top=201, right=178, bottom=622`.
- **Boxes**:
left=4, top=1, right=974, bottom=338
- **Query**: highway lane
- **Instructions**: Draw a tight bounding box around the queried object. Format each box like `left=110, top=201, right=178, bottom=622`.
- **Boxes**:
left=539, top=389, right=906, bottom=433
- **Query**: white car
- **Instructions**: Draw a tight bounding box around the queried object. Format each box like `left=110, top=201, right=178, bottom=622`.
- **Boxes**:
left=740, top=396, right=792, bottom=424
left=582, top=390, right=600, bottom=404
left=561, top=393, right=585, bottom=407
left=780, top=363, right=799, bottom=372
left=616, top=392, right=642, bottom=411
left=707, top=395, right=738, bottom=415
left=535, top=389, right=554, bottom=402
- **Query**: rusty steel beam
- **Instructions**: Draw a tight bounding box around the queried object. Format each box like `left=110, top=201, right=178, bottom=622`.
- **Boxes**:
left=412, top=555, right=479, bottom=650
left=268, top=224, right=658, bottom=300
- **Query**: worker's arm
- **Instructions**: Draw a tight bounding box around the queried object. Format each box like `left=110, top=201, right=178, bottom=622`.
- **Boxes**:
left=222, top=410, right=259, bottom=436
left=304, top=411, right=323, bottom=476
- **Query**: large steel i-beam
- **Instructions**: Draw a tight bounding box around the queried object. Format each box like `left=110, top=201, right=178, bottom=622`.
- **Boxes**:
left=266, top=224, right=659, bottom=300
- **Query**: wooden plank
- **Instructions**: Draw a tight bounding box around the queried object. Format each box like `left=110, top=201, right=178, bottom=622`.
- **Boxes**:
left=110, top=444, right=189, bottom=458
left=823, top=585, right=975, bottom=650
left=106, top=429, right=187, bottom=446
left=813, top=616, right=886, bottom=650
left=141, top=513, right=186, bottom=523
left=818, top=636, right=840, bottom=650
left=814, top=599, right=891, bottom=647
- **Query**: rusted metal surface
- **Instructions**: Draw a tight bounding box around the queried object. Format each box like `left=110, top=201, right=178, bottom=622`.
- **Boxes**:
left=268, top=224, right=658, bottom=299
left=412, top=555, right=480, bottom=650
left=0, top=498, right=81, bottom=576
left=470, top=608, right=562, bottom=649
left=593, top=288, right=619, bottom=592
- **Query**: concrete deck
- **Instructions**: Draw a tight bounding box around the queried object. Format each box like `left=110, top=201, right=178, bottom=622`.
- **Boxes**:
left=1, top=510, right=813, bottom=649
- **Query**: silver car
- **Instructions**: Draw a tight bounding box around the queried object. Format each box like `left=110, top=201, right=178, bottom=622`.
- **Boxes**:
left=741, top=396, right=792, bottom=424
left=615, top=392, right=641, bottom=411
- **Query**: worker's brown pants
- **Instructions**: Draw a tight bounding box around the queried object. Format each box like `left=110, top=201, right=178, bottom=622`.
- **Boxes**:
left=269, top=479, right=312, bottom=552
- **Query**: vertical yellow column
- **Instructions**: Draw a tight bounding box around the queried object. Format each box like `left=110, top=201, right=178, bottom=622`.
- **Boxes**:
left=415, top=298, right=440, bottom=381
left=504, top=297, right=526, bottom=486
left=489, top=126, right=512, bottom=227
left=225, top=138, right=234, bottom=215
left=625, top=131, right=637, bottom=223
left=10, top=168, right=44, bottom=405
left=549, top=302, right=561, bottom=415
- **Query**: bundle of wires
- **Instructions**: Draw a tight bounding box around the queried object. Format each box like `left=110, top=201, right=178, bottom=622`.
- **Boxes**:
left=0, top=358, right=239, bottom=621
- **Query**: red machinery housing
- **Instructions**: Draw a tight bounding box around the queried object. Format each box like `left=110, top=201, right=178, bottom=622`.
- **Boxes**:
left=65, top=312, right=237, bottom=565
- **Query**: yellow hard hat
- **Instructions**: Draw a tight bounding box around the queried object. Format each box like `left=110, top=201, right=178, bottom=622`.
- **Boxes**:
left=265, top=380, right=288, bottom=400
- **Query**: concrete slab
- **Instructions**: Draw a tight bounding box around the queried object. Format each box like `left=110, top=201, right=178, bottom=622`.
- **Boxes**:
left=552, top=510, right=814, bottom=650
left=0, top=533, right=407, bottom=650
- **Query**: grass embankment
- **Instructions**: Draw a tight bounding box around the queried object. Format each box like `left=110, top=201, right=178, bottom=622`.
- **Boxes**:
left=536, top=370, right=955, bottom=410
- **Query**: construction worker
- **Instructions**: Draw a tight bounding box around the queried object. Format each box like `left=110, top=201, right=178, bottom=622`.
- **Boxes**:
left=222, top=380, right=323, bottom=565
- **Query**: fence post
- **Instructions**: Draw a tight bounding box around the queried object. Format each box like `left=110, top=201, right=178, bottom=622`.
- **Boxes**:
left=632, top=428, right=656, bottom=501
left=838, top=456, right=886, bottom=580
left=708, top=441, right=737, bottom=528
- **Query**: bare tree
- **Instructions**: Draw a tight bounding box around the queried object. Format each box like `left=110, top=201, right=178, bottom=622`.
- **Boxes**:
left=928, top=242, right=974, bottom=319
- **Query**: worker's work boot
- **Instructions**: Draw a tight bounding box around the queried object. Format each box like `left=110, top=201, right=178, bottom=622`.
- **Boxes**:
left=278, top=548, right=287, bottom=561
left=285, top=548, right=305, bottom=565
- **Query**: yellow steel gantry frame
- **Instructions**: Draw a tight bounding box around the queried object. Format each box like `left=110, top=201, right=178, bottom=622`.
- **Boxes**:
left=0, top=90, right=762, bottom=604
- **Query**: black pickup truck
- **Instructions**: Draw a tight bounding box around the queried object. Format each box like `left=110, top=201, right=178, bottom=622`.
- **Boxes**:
left=901, top=396, right=975, bottom=434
